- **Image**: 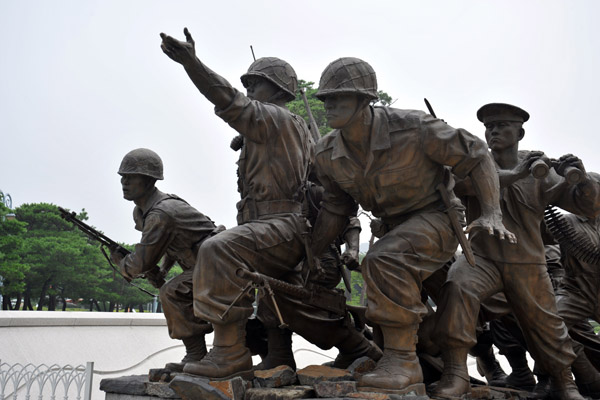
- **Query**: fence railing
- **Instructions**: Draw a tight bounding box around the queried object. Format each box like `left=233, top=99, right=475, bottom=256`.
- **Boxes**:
left=0, top=361, right=93, bottom=400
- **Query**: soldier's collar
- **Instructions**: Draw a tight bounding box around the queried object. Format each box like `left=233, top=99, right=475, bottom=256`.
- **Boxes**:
left=330, top=107, right=390, bottom=160
left=140, top=188, right=168, bottom=218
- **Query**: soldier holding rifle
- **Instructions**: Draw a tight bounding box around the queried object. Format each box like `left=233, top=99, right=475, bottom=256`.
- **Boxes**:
left=111, top=148, right=221, bottom=372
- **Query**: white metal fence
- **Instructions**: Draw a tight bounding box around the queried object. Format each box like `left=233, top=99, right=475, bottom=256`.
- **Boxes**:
left=0, top=361, right=93, bottom=400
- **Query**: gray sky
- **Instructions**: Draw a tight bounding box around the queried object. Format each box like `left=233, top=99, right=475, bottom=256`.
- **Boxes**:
left=2, top=0, right=599, bottom=245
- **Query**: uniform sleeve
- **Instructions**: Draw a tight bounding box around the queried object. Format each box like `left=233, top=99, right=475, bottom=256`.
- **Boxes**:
left=545, top=170, right=600, bottom=218
left=421, top=116, right=489, bottom=178
left=215, top=90, right=287, bottom=144
left=314, top=152, right=359, bottom=217
left=120, top=211, right=173, bottom=277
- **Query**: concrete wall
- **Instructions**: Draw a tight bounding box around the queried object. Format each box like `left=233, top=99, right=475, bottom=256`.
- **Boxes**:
left=0, top=311, right=337, bottom=400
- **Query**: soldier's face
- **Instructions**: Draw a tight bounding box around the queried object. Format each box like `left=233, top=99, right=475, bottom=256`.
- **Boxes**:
left=245, top=77, right=280, bottom=102
left=120, top=174, right=152, bottom=201
left=484, top=120, right=524, bottom=151
left=323, top=94, right=359, bottom=129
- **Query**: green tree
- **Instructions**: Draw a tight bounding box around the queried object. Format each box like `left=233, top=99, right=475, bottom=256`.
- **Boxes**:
left=0, top=203, right=30, bottom=310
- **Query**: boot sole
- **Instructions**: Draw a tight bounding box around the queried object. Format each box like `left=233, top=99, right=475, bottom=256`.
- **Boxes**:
left=359, top=383, right=426, bottom=396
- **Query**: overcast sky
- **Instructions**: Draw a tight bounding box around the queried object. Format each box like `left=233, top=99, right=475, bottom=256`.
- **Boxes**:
left=2, top=0, right=599, bottom=245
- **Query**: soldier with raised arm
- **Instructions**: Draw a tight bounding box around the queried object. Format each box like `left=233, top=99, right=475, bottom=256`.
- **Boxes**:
left=433, top=103, right=600, bottom=400
left=159, top=30, right=380, bottom=380
left=110, top=148, right=220, bottom=372
left=310, top=58, right=513, bottom=395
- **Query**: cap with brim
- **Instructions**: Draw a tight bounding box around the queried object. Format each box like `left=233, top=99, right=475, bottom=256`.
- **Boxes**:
left=477, top=103, right=530, bottom=124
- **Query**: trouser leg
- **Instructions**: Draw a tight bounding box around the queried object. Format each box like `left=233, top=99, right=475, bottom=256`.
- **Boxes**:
left=193, top=220, right=305, bottom=324
left=358, top=211, right=456, bottom=394
left=189, top=218, right=305, bottom=379
left=160, top=270, right=213, bottom=339
left=503, top=264, right=582, bottom=399
left=433, top=255, right=503, bottom=398
left=434, top=255, right=503, bottom=350
left=502, top=264, right=575, bottom=374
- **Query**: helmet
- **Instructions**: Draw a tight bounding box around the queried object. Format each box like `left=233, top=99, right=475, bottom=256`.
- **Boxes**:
left=240, top=57, right=298, bottom=102
left=118, top=148, right=164, bottom=180
left=316, top=57, right=378, bottom=101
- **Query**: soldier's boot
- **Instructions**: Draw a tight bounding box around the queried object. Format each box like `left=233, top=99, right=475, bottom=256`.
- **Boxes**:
left=358, top=326, right=426, bottom=395
left=532, top=374, right=551, bottom=399
left=256, top=328, right=296, bottom=370
left=499, top=350, right=536, bottom=391
left=165, top=335, right=207, bottom=372
left=183, top=322, right=254, bottom=380
left=331, top=327, right=383, bottom=369
left=549, top=367, right=585, bottom=400
left=471, top=345, right=508, bottom=386
left=431, top=347, right=471, bottom=399
left=571, top=351, right=600, bottom=398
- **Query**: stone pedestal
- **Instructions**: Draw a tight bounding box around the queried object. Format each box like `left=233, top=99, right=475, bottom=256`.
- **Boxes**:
left=100, top=365, right=535, bottom=400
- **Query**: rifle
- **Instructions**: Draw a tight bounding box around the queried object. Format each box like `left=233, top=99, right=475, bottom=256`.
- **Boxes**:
left=58, top=207, right=164, bottom=296
left=300, top=88, right=321, bottom=144
left=220, top=268, right=347, bottom=328
left=423, top=99, right=476, bottom=267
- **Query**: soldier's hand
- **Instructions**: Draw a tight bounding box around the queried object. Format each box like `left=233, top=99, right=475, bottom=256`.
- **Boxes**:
left=230, top=135, right=244, bottom=151
left=466, top=213, right=517, bottom=244
left=146, top=269, right=166, bottom=289
left=341, top=247, right=360, bottom=270
left=160, top=27, right=196, bottom=66
left=516, top=151, right=546, bottom=178
left=554, top=154, right=586, bottom=178
left=109, top=246, right=125, bottom=265
left=119, top=263, right=133, bottom=282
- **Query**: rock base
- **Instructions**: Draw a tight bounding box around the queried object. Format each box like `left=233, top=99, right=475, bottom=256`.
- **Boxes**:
left=100, top=365, right=538, bottom=400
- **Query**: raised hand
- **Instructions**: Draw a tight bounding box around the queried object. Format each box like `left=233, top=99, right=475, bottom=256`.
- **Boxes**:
left=160, top=27, right=196, bottom=66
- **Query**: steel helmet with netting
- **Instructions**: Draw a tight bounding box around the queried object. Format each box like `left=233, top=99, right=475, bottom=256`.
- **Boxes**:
left=240, top=57, right=298, bottom=102
left=316, top=57, right=378, bottom=101
left=118, top=148, right=164, bottom=180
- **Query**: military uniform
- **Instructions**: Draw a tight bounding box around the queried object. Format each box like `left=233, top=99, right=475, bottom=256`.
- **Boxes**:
left=120, top=188, right=217, bottom=340
left=315, top=106, right=488, bottom=330
left=181, top=57, right=379, bottom=371
left=192, top=86, right=311, bottom=324
left=432, top=103, right=600, bottom=399
left=435, top=154, right=600, bottom=374
left=115, top=148, right=219, bottom=371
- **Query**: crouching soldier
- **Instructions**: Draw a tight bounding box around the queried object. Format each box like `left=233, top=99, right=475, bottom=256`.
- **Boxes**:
left=111, top=148, right=223, bottom=372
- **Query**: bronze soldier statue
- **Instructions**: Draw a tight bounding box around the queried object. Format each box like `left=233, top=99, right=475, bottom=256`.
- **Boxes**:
left=310, top=57, right=513, bottom=395
left=552, top=206, right=600, bottom=397
left=159, top=30, right=379, bottom=380
left=110, top=148, right=221, bottom=372
left=433, top=103, right=600, bottom=400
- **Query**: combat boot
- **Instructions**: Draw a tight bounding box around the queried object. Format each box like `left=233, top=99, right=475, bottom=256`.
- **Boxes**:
left=255, top=328, right=296, bottom=370
left=472, top=346, right=508, bottom=386
left=571, top=352, right=600, bottom=398
left=183, top=322, right=254, bottom=380
left=532, top=374, right=551, bottom=399
left=504, top=351, right=536, bottom=391
left=165, top=335, right=207, bottom=372
left=431, top=347, right=471, bottom=399
left=358, top=326, right=426, bottom=395
left=549, top=367, right=585, bottom=400
left=332, top=327, right=382, bottom=369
